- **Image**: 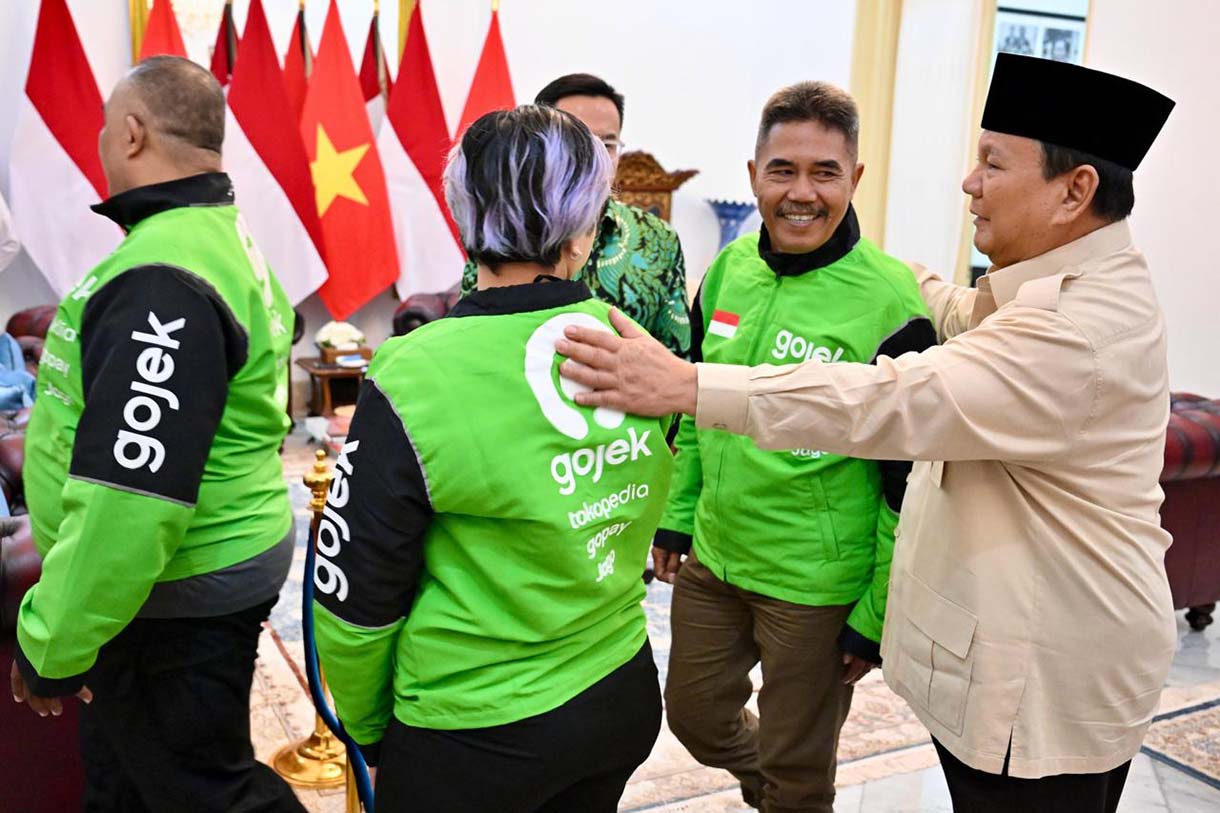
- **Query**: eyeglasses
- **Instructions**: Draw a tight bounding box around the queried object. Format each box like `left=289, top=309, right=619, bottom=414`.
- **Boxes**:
left=600, top=138, right=626, bottom=156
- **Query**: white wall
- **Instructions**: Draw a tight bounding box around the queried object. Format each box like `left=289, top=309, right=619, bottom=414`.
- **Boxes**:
left=1086, top=0, right=1220, bottom=395
left=883, top=0, right=988, bottom=275
left=1, top=0, right=857, bottom=382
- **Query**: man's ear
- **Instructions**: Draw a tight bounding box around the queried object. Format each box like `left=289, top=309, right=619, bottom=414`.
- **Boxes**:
left=1058, top=164, right=1100, bottom=224
left=747, top=159, right=758, bottom=195
left=852, top=161, right=866, bottom=192
left=124, top=113, right=148, bottom=159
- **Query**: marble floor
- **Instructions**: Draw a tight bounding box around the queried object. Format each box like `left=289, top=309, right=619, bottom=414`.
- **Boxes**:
left=270, top=431, right=1220, bottom=811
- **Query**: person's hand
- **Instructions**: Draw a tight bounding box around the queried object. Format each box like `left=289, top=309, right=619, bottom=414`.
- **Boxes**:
left=842, top=653, right=877, bottom=686
left=651, top=546, right=684, bottom=584
left=556, top=308, right=698, bottom=417
left=10, top=660, right=92, bottom=717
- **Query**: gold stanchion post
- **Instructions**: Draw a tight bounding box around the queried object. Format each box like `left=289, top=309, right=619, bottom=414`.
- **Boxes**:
left=345, top=761, right=362, bottom=813
left=272, top=450, right=347, bottom=789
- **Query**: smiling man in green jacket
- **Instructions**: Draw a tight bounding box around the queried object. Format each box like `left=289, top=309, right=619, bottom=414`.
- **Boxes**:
left=652, top=82, right=935, bottom=813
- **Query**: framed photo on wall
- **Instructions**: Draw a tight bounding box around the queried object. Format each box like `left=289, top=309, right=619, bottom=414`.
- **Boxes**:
left=970, top=0, right=1089, bottom=281
left=995, top=9, right=1086, bottom=64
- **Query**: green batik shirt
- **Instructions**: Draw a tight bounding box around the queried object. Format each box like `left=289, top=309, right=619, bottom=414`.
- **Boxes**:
left=461, top=199, right=691, bottom=357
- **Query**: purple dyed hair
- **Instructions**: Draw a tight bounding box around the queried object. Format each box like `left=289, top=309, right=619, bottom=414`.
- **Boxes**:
left=443, top=105, right=612, bottom=269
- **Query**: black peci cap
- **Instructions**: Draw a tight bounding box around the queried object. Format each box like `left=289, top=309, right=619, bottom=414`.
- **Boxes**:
left=981, top=53, right=1175, bottom=170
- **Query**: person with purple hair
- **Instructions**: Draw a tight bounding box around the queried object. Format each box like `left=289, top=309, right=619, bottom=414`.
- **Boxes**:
left=459, top=73, right=692, bottom=360
left=313, top=105, right=674, bottom=812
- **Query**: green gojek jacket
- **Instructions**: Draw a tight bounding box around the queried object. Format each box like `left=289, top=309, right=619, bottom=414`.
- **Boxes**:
left=313, top=280, right=673, bottom=763
left=656, top=208, right=935, bottom=661
left=16, top=174, right=294, bottom=695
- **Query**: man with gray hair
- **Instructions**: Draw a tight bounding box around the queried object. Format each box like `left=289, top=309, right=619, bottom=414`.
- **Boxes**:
left=9, top=57, right=304, bottom=811
left=648, top=82, right=935, bottom=813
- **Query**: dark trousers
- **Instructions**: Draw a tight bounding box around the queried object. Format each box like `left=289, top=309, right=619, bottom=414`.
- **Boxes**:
left=375, top=641, right=662, bottom=813
left=79, top=597, right=305, bottom=813
left=933, top=739, right=1131, bottom=813
left=663, top=555, right=854, bottom=813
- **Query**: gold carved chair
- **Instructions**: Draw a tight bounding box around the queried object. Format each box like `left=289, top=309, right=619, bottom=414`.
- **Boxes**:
left=613, top=151, right=698, bottom=223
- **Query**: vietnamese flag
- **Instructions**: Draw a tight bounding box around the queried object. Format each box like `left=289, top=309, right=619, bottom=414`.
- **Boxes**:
left=138, top=0, right=187, bottom=60
left=301, top=0, right=399, bottom=319
left=283, top=2, right=313, bottom=120
left=456, top=6, right=516, bottom=137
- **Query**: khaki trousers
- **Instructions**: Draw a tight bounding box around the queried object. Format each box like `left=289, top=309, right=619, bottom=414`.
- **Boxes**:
left=664, top=554, right=854, bottom=813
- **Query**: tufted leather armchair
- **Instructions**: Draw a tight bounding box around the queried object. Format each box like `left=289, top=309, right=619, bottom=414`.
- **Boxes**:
left=1162, top=393, right=1220, bottom=630
left=391, top=283, right=462, bottom=337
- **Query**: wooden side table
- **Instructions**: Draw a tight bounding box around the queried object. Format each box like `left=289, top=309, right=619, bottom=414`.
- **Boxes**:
left=295, top=357, right=367, bottom=417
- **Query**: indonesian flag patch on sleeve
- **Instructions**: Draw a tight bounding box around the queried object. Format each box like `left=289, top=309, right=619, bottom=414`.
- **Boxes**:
left=708, top=310, right=740, bottom=339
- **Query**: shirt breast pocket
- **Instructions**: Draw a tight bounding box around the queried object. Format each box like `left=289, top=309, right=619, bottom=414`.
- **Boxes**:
left=892, top=572, right=978, bottom=736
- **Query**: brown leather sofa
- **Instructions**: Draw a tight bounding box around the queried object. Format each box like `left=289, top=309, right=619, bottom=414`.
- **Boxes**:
left=1162, top=393, right=1220, bottom=630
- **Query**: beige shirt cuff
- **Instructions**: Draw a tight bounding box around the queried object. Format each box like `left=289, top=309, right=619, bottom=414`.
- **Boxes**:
left=695, top=362, right=752, bottom=434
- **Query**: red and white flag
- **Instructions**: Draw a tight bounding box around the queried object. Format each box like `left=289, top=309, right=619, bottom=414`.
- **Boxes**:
left=138, top=0, right=187, bottom=60
left=210, top=0, right=239, bottom=87
left=379, top=0, right=464, bottom=299
left=225, top=0, right=328, bottom=305
left=8, top=0, right=121, bottom=295
left=301, top=0, right=399, bottom=319
left=358, top=9, right=394, bottom=133
left=456, top=5, right=516, bottom=138
left=283, top=3, right=313, bottom=121
left=708, top=310, right=740, bottom=339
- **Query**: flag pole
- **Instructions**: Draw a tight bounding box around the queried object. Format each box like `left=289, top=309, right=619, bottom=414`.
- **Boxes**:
left=299, top=0, right=312, bottom=80
left=398, top=0, right=417, bottom=62
left=225, top=0, right=237, bottom=65
left=129, top=0, right=150, bottom=64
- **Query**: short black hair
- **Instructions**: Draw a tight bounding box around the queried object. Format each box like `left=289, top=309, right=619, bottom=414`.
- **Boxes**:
left=756, top=81, right=859, bottom=159
left=1040, top=141, right=1135, bottom=222
left=535, top=73, right=625, bottom=127
left=127, top=56, right=225, bottom=154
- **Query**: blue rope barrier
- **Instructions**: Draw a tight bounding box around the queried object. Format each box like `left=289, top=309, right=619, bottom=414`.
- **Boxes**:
left=301, top=519, right=376, bottom=812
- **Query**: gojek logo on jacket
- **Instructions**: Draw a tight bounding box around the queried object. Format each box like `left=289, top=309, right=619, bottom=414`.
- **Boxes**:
left=526, top=313, right=653, bottom=495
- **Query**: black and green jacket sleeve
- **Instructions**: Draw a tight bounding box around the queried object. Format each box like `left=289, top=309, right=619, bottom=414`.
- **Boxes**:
left=15, top=266, right=246, bottom=696
left=312, top=380, right=430, bottom=766
left=838, top=316, right=938, bottom=664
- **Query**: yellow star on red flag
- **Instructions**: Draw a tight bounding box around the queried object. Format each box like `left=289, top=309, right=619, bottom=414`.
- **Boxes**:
left=310, top=124, right=369, bottom=217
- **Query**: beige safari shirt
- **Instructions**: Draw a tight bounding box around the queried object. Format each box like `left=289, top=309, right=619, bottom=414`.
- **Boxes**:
left=695, top=220, right=1176, bottom=778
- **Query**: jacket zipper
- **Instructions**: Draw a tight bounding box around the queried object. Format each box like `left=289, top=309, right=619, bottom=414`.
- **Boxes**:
left=711, top=274, right=783, bottom=558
